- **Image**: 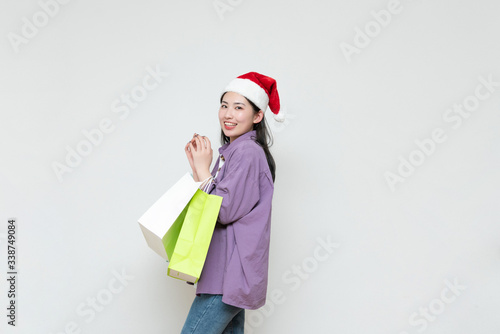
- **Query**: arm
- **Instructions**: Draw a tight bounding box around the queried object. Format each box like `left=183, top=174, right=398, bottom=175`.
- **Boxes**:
left=211, top=148, right=261, bottom=225
left=189, top=134, right=213, bottom=182
left=184, top=135, right=199, bottom=181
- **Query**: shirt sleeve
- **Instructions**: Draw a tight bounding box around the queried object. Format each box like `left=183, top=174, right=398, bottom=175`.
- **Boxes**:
left=211, top=147, right=261, bottom=225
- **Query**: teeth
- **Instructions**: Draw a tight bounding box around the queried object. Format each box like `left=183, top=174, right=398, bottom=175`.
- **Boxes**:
left=225, top=122, right=236, bottom=126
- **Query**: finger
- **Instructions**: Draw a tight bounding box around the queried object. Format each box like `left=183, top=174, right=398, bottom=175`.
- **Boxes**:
left=196, top=136, right=207, bottom=149
left=203, top=136, right=211, bottom=149
left=196, top=136, right=204, bottom=149
left=192, top=138, right=201, bottom=152
left=194, top=136, right=203, bottom=149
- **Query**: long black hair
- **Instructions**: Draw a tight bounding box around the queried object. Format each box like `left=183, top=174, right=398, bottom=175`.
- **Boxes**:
left=220, top=93, right=276, bottom=182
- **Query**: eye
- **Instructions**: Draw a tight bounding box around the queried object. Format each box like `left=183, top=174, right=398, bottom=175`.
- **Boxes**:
left=221, top=104, right=227, bottom=108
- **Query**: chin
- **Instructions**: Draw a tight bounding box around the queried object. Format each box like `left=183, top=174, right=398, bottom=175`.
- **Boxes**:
left=222, top=129, right=232, bottom=139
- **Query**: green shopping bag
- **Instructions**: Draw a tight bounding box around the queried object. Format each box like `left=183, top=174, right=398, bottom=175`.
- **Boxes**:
left=167, top=188, right=222, bottom=283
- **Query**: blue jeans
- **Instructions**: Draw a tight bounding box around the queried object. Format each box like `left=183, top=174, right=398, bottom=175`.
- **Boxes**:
left=181, top=294, right=245, bottom=334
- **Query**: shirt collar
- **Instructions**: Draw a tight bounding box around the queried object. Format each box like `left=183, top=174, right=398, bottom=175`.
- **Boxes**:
left=219, top=130, right=257, bottom=156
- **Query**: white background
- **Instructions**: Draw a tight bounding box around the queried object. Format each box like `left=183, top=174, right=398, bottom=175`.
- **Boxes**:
left=1, top=0, right=499, bottom=333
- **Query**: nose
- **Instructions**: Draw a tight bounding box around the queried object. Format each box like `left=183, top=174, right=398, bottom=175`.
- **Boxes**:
left=223, top=107, right=234, bottom=119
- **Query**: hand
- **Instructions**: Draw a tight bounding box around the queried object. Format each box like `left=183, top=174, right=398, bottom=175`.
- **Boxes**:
left=185, top=133, right=198, bottom=179
left=188, top=134, right=213, bottom=181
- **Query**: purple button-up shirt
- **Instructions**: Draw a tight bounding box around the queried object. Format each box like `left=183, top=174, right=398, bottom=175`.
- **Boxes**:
left=195, top=130, right=274, bottom=310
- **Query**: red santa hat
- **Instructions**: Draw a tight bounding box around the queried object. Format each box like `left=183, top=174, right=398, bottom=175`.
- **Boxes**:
left=222, top=72, right=284, bottom=122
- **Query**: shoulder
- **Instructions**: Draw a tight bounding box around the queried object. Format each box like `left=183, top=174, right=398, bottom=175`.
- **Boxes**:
left=229, top=140, right=273, bottom=185
left=227, top=139, right=266, bottom=165
left=238, top=139, right=265, bottom=156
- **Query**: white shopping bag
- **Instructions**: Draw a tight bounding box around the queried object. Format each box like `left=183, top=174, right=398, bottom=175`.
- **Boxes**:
left=138, top=173, right=201, bottom=261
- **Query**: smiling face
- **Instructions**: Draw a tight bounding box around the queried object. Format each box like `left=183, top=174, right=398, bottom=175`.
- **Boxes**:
left=219, top=91, right=264, bottom=143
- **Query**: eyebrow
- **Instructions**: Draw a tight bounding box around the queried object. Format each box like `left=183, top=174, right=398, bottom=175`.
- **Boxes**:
left=221, top=100, right=246, bottom=106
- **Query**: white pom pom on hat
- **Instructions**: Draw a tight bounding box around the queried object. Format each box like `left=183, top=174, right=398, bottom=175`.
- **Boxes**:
left=222, top=72, right=284, bottom=122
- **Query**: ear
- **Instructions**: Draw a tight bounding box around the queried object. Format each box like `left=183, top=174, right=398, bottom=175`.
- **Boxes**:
left=253, top=110, right=264, bottom=124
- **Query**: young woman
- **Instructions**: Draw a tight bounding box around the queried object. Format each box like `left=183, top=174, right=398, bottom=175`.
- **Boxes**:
left=181, top=72, right=283, bottom=334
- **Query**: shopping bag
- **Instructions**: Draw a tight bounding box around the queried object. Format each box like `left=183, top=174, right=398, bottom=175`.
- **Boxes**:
left=167, top=188, right=222, bottom=283
left=138, top=173, right=200, bottom=261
